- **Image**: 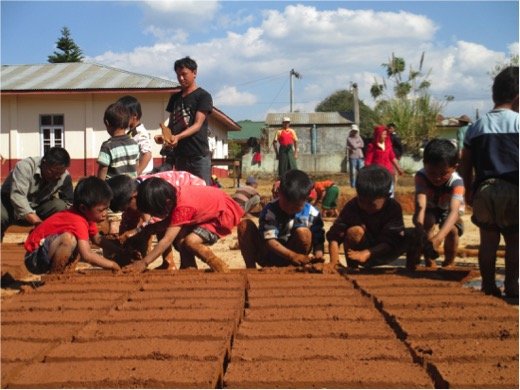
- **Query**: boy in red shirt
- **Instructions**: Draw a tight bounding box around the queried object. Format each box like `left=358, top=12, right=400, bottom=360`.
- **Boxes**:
left=24, top=177, right=123, bottom=274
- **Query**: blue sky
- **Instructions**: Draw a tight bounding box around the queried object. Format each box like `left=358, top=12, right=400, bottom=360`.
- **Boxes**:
left=2, top=1, right=518, bottom=122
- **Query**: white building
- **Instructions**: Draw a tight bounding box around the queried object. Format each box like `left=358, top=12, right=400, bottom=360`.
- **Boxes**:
left=1, top=63, right=240, bottom=179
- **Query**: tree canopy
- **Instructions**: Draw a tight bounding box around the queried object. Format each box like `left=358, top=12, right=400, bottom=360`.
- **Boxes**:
left=48, top=27, right=84, bottom=63
left=315, top=89, right=377, bottom=136
left=370, top=52, right=453, bottom=153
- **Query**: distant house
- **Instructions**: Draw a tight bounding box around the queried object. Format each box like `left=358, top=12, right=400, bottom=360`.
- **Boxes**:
left=229, top=120, right=264, bottom=145
left=0, top=63, right=240, bottom=179
left=435, top=114, right=473, bottom=140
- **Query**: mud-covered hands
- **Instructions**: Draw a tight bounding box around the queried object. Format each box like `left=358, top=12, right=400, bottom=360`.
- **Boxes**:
left=122, top=259, right=148, bottom=273
left=347, top=248, right=371, bottom=263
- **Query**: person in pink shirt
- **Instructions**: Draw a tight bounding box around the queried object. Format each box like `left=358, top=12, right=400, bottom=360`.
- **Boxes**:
left=106, top=171, right=206, bottom=269
left=123, top=177, right=243, bottom=273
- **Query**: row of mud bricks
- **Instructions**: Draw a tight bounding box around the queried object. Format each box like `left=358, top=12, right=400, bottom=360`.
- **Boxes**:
left=1, top=270, right=518, bottom=388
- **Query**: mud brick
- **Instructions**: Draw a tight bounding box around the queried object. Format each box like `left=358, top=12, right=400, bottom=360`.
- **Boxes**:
left=246, top=273, right=343, bottom=281
left=350, top=274, right=462, bottom=288
left=130, top=288, right=245, bottom=300
left=7, top=360, right=222, bottom=388
left=410, top=338, right=519, bottom=363
left=362, top=286, right=479, bottom=297
left=398, top=319, right=519, bottom=339
left=248, top=286, right=360, bottom=298
left=76, top=320, right=237, bottom=342
left=104, top=306, right=242, bottom=324
left=1, top=291, right=127, bottom=305
left=244, top=306, right=381, bottom=321
left=247, top=295, right=369, bottom=308
left=236, top=319, right=396, bottom=339
left=1, top=299, right=117, bottom=312
left=247, top=279, right=349, bottom=290
left=374, top=294, right=505, bottom=309
left=44, top=338, right=228, bottom=362
left=1, top=362, right=22, bottom=387
left=119, top=297, right=242, bottom=311
left=432, top=361, right=519, bottom=388
left=1, top=340, right=55, bottom=362
left=1, top=323, right=82, bottom=342
left=1, top=309, right=103, bottom=324
left=224, top=360, right=433, bottom=388
left=386, top=305, right=518, bottom=321
left=231, top=337, right=412, bottom=362
left=34, top=283, right=139, bottom=294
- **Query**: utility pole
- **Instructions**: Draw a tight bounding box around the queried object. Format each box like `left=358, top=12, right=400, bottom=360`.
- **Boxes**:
left=290, top=69, right=301, bottom=112
left=352, top=82, right=360, bottom=125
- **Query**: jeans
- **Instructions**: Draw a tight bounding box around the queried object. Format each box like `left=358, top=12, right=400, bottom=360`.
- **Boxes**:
left=174, top=154, right=212, bottom=186
left=349, top=158, right=364, bottom=188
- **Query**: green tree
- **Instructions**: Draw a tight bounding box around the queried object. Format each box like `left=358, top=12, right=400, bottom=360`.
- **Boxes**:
left=315, top=89, right=377, bottom=136
left=370, top=52, right=453, bottom=153
left=48, top=27, right=84, bottom=63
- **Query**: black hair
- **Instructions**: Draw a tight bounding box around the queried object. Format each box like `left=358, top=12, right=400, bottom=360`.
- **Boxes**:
left=279, top=169, right=313, bottom=203
left=492, top=66, right=519, bottom=105
left=106, top=174, right=139, bottom=212
left=386, top=123, right=396, bottom=128
left=356, top=165, right=392, bottom=199
left=423, top=138, right=458, bottom=167
left=73, top=176, right=113, bottom=210
left=136, top=177, right=177, bottom=217
left=117, top=95, right=142, bottom=120
left=174, top=56, right=198, bottom=72
left=41, top=146, right=70, bottom=167
left=104, top=102, right=130, bottom=130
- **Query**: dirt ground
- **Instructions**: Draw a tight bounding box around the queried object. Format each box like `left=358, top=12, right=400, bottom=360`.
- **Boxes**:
left=1, top=175, right=517, bottom=389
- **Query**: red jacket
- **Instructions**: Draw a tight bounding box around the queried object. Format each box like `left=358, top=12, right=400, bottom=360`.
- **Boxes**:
left=365, top=125, right=396, bottom=174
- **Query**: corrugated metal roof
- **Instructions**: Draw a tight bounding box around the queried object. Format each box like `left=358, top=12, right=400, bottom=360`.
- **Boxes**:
left=265, top=112, right=353, bottom=126
left=1, top=63, right=179, bottom=91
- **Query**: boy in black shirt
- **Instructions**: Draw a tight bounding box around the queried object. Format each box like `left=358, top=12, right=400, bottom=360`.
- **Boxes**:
left=164, top=56, right=213, bottom=185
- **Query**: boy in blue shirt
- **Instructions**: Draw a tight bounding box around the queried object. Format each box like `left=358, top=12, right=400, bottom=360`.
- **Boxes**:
left=461, top=66, right=518, bottom=298
left=237, top=169, right=324, bottom=268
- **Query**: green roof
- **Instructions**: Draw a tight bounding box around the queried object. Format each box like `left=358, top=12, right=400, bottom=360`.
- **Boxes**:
left=228, top=120, right=264, bottom=140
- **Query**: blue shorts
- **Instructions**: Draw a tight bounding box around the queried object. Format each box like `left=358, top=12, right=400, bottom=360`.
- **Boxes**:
left=24, top=234, right=59, bottom=274
left=24, top=234, right=77, bottom=274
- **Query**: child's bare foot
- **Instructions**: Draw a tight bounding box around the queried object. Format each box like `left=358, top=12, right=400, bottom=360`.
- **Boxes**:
left=347, top=249, right=370, bottom=263
left=441, top=259, right=455, bottom=268
left=205, top=255, right=230, bottom=273
left=156, top=261, right=176, bottom=271
left=424, top=258, right=438, bottom=269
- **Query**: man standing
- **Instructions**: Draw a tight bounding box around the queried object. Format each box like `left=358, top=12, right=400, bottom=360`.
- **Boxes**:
left=164, top=56, right=213, bottom=185
left=1, top=147, right=73, bottom=241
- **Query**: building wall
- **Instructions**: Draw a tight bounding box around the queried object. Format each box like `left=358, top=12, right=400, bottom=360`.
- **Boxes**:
left=268, top=124, right=349, bottom=155
left=1, top=92, right=231, bottom=179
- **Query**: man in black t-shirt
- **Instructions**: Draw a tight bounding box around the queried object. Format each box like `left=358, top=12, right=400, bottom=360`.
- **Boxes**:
left=164, top=56, right=213, bottom=185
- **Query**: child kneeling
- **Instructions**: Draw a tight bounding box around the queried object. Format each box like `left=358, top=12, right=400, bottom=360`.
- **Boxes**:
left=123, top=178, right=243, bottom=273
left=237, top=169, right=325, bottom=268
left=326, top=165, right=406, bottom=272
left=24, top=177, right=122, bottom=274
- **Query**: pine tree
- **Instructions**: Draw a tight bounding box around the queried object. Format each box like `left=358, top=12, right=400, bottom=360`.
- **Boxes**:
left=48, top=27, right=84, bottom=63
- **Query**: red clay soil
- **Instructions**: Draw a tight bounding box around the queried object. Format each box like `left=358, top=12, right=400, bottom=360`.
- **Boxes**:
left=1, top=245, right=519, bottom=388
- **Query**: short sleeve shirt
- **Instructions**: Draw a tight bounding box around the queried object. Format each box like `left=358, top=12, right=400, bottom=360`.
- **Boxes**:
left=97, top=135, right=139, bottom=179
left=24, top=209, right=97, bottom=253
left=259, top=200, right=325, bottom=252
left=165, top=88, right=213, bottom=158
left=415, top=169, right=465, bottom=213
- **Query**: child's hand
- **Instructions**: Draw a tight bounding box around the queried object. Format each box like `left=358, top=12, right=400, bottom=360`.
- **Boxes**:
left=347, top=249, right=371, bottom=263
left=311, top=250, right=325, bottom=263
left=321, top=262, right=339, bottom=274
left=154, top=135, right=164, bottom=144
left=123, top=260, right=147, bottom=273
left=110, top=261, right=122, bottom=273
left=290, top=253, right=312, bottom=266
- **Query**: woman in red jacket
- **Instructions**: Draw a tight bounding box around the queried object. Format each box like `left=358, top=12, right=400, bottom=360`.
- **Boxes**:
left=365, top=125, right=403, bottom=194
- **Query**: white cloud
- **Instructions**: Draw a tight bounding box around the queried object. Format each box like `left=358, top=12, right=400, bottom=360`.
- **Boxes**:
left=89, top=3, right=517, bottom=120
left=214, top=86, right=257, bottom=106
